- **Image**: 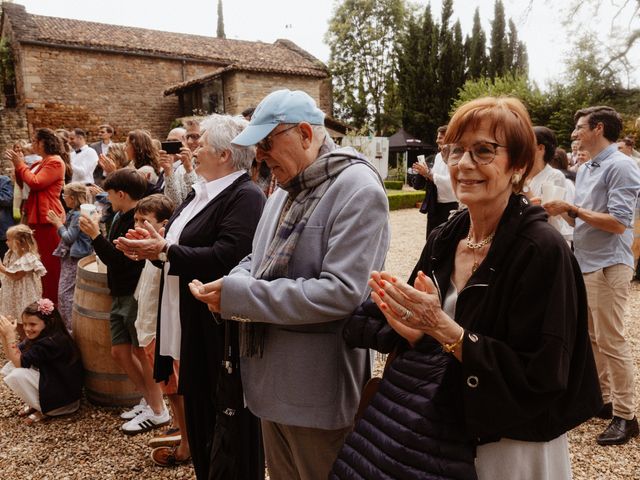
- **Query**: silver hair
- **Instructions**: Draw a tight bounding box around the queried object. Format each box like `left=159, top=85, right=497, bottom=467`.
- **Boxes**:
left=312, top=125, right=328, bottom=145
left=199, top=114, right=255, bottom=171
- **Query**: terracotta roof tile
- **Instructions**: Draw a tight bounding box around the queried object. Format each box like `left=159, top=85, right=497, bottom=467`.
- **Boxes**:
left=2, top=3, right=327, bottom=78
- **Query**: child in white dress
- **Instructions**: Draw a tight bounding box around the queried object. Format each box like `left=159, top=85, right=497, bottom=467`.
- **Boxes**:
left=0, top=225, right=46, bottom=338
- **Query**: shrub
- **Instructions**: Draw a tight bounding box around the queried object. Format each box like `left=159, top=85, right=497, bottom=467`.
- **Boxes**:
left=387, top=191, right=424, bottom=210
left=384, top=180, right=404, bottom=190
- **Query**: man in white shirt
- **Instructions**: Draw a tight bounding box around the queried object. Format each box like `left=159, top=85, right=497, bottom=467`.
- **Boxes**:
left=70, top=128, right=99, bottom=185
left=413, top=125, right=458, bottom=239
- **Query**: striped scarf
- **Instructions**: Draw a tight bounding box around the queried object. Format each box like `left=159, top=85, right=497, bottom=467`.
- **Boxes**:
left=240, top=144, right=384, bottom=357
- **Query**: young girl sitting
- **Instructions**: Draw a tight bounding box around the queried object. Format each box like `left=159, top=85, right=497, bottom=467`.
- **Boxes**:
left=47, top=183, right=94, bottom=330
left=0, top=224, right=46, bottom=338
left=0, top=299, right=83, bottom=425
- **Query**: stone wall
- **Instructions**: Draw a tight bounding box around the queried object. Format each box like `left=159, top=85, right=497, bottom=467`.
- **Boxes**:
left=223, top=71, right=324, bottom=115
left=0, top=39, right=332, bottom=154
left=16, top=44, right=219, bottom=144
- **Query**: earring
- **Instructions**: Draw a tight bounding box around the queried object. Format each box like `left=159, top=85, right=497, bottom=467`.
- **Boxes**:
left=511, top=173, right=521, bottom=185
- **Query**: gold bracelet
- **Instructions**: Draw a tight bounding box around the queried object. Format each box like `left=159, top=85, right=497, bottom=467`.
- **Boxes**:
left=442, top=329, right=465, bottom=354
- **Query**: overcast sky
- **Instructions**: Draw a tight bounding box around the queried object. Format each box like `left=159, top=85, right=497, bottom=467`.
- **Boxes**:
left=7, top=0, right=640, bottom=88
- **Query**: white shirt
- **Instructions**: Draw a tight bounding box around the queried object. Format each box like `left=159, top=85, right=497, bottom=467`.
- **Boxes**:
left=528, top=164, right=573, bottom=240
left=134, top=260, right=162, bottom=347
left=159, top=170, right=245, bottom=360
left=70, top=145, right=98, bottom=184
left=432, top=152, right=457, bottom=203
left=97, top=141, right=112, bottom=156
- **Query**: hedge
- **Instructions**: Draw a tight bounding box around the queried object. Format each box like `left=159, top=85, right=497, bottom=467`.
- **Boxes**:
left=387, top=191, right=424, bottom=211
left=384, top=180, right=404, bottom=190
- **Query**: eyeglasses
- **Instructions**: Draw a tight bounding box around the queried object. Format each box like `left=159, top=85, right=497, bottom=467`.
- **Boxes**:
left=574, top=123, right=590, bottom=131
left=441, top=141, right=505, bottom=166
left=257, top=124, right=298, bottom=151
left=186, top=133, right=201, bottom=141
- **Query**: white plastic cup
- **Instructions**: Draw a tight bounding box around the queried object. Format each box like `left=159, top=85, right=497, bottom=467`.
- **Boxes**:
left=541, top=184, right=566, bottom=203
left=417, top=154, right=426, bottom=165
left=80, top=203, right=97, bottom=218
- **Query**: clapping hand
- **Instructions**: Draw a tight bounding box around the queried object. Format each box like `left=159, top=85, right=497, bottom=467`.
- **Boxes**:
left=114, top=220, right=166, bottom=260
left=3, top=148, right=24, bottom=166
left=189, top=278, right=223, bottom=313
left=0, top=314, right=17, bottom=340
left=46, top=209, right=64, bottom=228
left=98, top=153, right=117, bottom=174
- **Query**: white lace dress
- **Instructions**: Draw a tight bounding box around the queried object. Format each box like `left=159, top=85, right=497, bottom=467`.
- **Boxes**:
left=0, top=251, right=46, bottom=322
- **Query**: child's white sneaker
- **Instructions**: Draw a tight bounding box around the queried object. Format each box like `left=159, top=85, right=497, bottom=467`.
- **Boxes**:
left=120, top=398, right=148, bottom=420
left=121, top=407, right=171, bottom=435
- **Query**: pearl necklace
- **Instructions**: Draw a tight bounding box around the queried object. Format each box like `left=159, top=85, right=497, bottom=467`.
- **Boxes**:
left=466, top=229, right=495, bottom=273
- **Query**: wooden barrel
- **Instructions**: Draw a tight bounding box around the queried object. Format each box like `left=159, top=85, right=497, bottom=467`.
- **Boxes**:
left=72, top=255, right=142, bottom=407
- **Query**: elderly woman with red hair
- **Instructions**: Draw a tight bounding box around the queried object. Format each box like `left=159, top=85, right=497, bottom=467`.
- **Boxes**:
left=331, top=97, right=602, bottom=480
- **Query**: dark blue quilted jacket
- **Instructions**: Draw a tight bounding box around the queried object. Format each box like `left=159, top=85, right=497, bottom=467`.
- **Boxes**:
left=330, top=301, right=477, bottom=480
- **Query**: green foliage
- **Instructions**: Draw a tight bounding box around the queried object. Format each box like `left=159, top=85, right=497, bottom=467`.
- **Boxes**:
left=488, top=0, right=507, bottom=79
left=0, top=38, right=15, bottom=84
left=465, top=8, right=487, bottom=79
left=217, top=0, right=226, bottom=39
left=384, top=180, right=403, bottom=190
left=387, top=191, right=424, bottom=210
left=397, top=4, right=439, bottom=140
left=396, top=0, right=527, bottom=143
left=453, top=33, right=640, bottom=148
left=326, top=0, right=406, bottom=135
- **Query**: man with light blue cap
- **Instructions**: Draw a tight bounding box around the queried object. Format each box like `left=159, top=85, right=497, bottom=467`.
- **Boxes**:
left=189, top=89, right=390, bottom=478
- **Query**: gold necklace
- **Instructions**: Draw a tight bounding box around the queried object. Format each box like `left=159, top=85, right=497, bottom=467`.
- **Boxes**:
left=466, top=229, right=495, bottom=273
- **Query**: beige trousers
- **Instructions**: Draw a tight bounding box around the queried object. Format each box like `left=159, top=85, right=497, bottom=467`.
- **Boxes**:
left=261, top=419, right=351, bottom=480
left=584, top=264, right=636, bottom=419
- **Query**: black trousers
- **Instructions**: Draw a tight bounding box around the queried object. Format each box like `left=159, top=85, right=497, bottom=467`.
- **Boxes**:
left=426, top=201, right=458, bottom=240
left=184, top=389, right=264, bottom=480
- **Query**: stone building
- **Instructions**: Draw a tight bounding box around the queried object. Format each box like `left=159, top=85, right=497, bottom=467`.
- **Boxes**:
left=0, top=2, right=331, bottom=153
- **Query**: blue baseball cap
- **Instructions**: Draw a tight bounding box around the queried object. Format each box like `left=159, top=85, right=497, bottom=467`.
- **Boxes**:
left=232, top=89, right=325, bottom=146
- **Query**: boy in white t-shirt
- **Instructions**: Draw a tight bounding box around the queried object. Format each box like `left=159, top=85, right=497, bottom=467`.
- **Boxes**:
left=132, top=194, right=191, bottom=466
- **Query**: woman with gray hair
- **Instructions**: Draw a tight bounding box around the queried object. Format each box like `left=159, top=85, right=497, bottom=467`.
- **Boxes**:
left=115, top=114, right=266, bottom=479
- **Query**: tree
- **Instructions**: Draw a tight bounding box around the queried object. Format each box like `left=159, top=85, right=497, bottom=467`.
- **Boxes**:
left=217, top=0, right=226, bottom=39
left=434, top=0, right=466, bottom=133
left=397, top=4, right=439, bottom=140
left=488, top=0, right=507, bottom=79
left=466, top=8, right=487, bottom=79
left=326, top=0, right=406, bottom=135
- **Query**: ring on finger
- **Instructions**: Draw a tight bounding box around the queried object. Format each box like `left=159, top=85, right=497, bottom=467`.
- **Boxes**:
left=400, top=308, right=412, bottom=322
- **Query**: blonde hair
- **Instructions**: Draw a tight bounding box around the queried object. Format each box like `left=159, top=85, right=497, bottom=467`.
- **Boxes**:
left=107, top=143, right=130, bottom=169
left=63, top=182, right=89, bottom=208
left=6, top=225, right=39, bottom=257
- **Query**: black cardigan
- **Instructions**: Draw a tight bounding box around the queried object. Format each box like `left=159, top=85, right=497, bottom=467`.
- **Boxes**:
left=153, top=173, right=266, bottom=393
left=333, top=194, right=601, bottom=479
left=20, top=332, right=83, bottom=413
left=92, top=208, right=144, bottom=296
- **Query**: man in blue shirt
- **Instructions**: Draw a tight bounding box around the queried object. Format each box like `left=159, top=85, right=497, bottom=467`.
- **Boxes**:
left=545, top=106, right=640, bottom=446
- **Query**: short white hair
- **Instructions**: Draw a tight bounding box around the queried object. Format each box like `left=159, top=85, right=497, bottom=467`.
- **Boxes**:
left=199, top=114, right=255, bottom=171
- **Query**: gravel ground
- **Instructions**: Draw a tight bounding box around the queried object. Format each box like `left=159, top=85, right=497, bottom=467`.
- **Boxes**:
left=0, top=207, right=638, bottom=479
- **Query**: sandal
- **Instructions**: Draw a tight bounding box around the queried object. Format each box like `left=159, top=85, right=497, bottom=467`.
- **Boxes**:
left=24, top=412, right=49, bottom=426
left=151, top=446, right=191, bottom=467
left=17, top=405, right=36, bottom=418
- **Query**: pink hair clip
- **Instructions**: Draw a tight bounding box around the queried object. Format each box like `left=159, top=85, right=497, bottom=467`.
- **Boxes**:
left=36, top=298, right=55, bottom=316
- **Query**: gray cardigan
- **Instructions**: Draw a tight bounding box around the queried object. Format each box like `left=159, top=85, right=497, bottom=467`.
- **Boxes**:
left=220, top=159, right=390, bottom=430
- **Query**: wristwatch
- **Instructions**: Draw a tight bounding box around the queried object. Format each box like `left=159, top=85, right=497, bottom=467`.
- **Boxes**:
left=158, top=243, right=169, bottom=262
left=567, top=205, right=580, bottom=219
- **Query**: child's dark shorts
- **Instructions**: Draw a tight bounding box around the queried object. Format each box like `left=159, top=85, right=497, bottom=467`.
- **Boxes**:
left=110, top=295, right=139, bottom=346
